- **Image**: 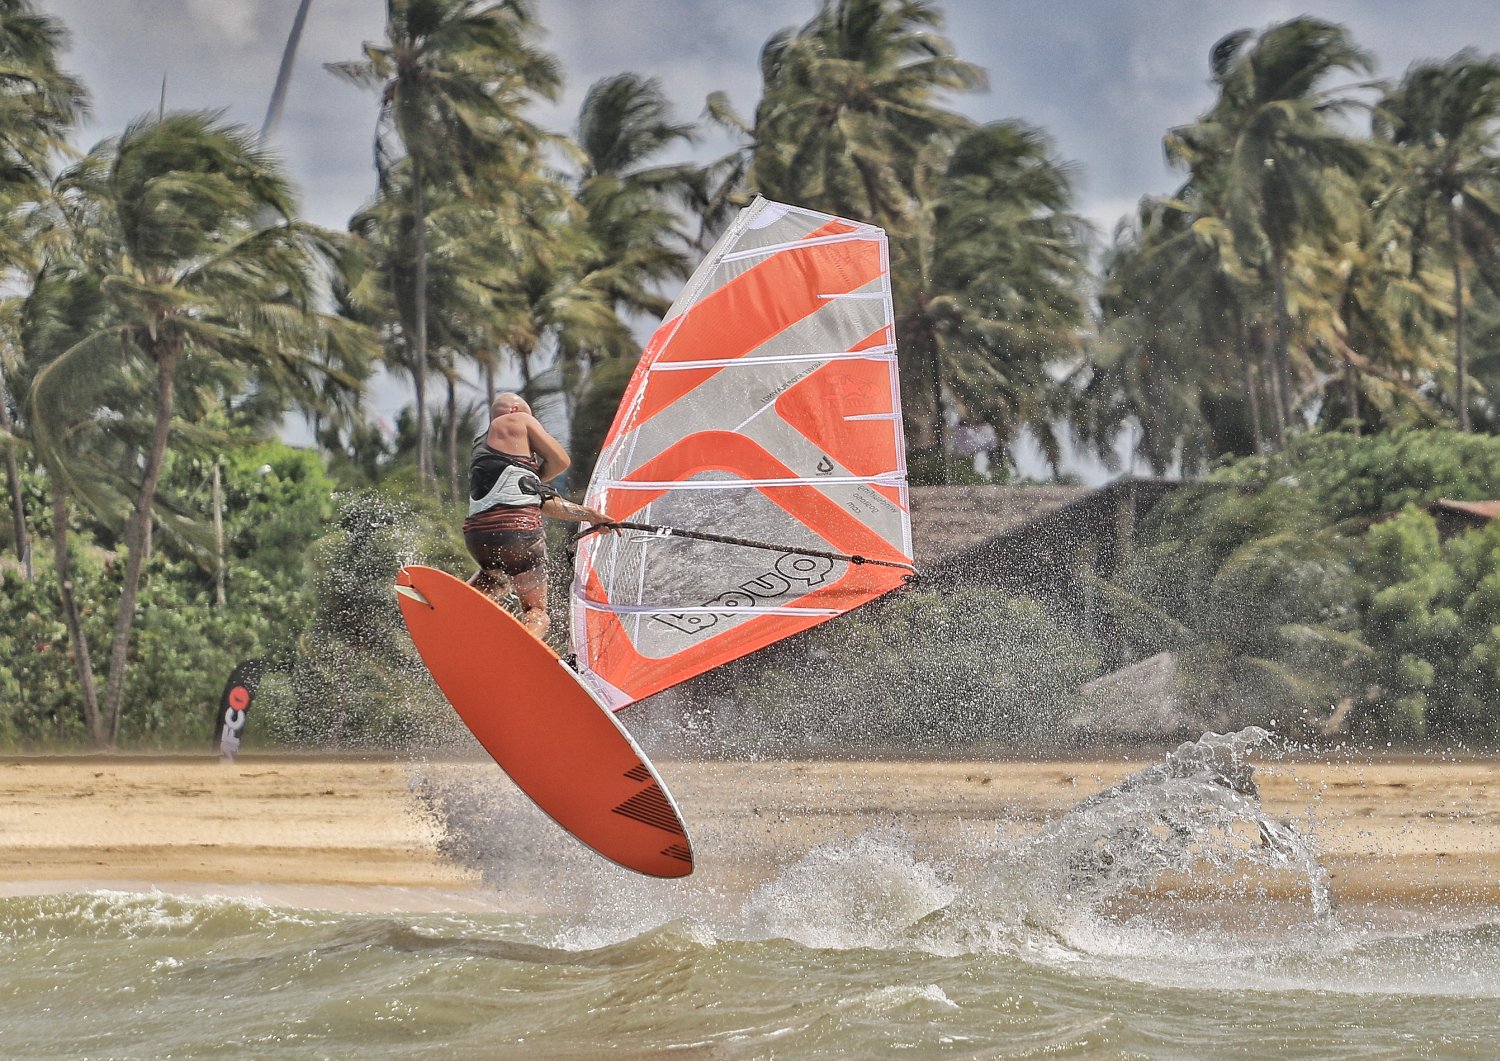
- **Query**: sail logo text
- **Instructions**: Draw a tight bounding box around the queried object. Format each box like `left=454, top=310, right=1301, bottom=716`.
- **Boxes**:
left=654, top=553, right=836, bottom=636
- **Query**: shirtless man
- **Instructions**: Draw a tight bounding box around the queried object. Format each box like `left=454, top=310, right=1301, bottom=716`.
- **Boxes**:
left=464, top=392, right=612, bottom=637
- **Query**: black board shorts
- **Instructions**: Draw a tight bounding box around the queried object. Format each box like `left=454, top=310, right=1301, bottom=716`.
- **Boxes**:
left=465, top=528, right=547, bottom=577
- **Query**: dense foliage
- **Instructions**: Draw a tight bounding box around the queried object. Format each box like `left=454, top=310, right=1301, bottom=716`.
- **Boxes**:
left=2, top=1, right=1500, bottom=748
left=1097, top=431, right=1500, bottom=743
left=1356, top=510, right=1500, bottom=741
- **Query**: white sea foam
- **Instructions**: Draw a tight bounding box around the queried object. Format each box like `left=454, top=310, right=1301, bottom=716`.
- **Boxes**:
left=738, top=830, right=955, bottom=949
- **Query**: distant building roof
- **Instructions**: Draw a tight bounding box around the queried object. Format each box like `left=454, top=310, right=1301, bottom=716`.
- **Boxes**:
left=1430, top=499, right=1500, bottom=522
left=908, top=484, right=1089, bottom=569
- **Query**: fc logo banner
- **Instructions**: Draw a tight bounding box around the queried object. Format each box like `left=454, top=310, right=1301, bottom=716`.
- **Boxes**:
left=215, top=659, right=267, bottom=760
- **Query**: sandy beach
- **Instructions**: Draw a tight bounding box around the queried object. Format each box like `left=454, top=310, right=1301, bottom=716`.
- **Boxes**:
left=1, top=752, right=1497, bottom=912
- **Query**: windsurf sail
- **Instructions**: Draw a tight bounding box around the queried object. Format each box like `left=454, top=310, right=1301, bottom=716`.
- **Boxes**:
left=570, top=196, right=914, bottom=711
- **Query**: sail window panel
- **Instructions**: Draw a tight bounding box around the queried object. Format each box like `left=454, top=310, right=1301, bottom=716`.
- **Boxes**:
left=597, top=474, right=910, bottom=573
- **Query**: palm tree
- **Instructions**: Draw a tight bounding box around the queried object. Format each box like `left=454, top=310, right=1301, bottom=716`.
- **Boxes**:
left=1376, top=52, right=1500, bottom=431
left=26, top=112, right=370, bottom=746
left=329, top=0, right=560, bottom=486
left=1289, top=171, right=1448, bottom=434
left=346, top=178, right=518, bottom=490
left=1166, top=18, right=1375, bottom=438
left=1080, top=197, right=1261, bottom=473
left=0, top=0, right=88, bottom=209
left=1, top=319, right=32, bottom=577
left=557, top=74, right=698, bottom=445
left=748, top=0, right=984, bottom=233
left=897, top=121, right=1090, bottom=480
left=0, top=0, right=87, bottom=574
left=572, top=74, right=695, bottom=330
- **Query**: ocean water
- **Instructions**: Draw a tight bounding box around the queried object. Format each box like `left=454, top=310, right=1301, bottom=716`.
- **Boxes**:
left=5, top=731, right=1499, bottom=1060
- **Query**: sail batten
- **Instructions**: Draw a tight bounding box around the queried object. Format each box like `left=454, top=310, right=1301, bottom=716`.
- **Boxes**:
left=570, top=196, right=914, bottom=711
left=579, top=603, right=845, bottom=618
left=599, top=474, right=907, bottom=490
left=649, top=349, right=896, bottom=370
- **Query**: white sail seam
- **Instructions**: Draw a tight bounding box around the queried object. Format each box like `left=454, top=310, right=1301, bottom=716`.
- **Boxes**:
left=579, top=601, right=844, bottom=618
left=718, top=230, right=877, bottom=263
left=732, top=401, right=776, bottom=434
left=649, top=349, right=895, bottom=371
left=601, top=473, right=905, bottom=490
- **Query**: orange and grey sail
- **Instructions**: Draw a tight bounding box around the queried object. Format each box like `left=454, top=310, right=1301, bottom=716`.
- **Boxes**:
left=570, top=197, right=915, bottom=711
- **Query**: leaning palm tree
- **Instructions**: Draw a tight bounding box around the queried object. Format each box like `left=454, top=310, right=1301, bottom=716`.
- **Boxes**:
left=26, top=111, right=371, bottom=747
left=329, top=0, right=560, bottom=486
left=0, top=0, right=88, bottom=575
left=748, top=0, right=984, bottom=234
left=559, top=74, right=698, bottom=436
left=572, top=73, right=696, bottom=329
left=1375, top=52, right=1500, bottom=431
left=1080, top=196, right=1261, bottom=472
left=1168, top=18, right=1375, bottom=437
left=897, top=121, right=1090, bottom=480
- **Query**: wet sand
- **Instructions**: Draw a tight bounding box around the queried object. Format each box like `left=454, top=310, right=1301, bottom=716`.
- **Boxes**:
left=1, top=753, right=1497, bottom=911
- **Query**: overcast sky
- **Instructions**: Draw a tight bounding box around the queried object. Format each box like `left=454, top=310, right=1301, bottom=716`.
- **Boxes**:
left=36, top=0, right=1500, bottom=477
left=43, top=0, right=1500, bottom=230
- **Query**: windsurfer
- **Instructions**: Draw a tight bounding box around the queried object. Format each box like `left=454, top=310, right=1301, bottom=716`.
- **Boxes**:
left=464, top=392, right=613, bottom=637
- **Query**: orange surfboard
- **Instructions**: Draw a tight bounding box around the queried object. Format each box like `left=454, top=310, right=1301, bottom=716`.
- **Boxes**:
left=395, top=565, right=693, bottom=878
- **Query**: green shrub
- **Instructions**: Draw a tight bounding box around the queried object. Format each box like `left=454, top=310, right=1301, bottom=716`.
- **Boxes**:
left=1355, top=509, right=1500, bottom=742
left=1213, top=429, right=1500, bottom=521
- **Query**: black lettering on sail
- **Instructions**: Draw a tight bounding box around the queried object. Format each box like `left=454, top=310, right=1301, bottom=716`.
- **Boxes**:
left=740, top=573, right=790, bottom=599
left=706, top=589, right=756, bottom=611
left=776, top=553, right=835, bottom=586
left=653, top=555, right=838, bottom=639
left=654, top=611, right=719, bottom=635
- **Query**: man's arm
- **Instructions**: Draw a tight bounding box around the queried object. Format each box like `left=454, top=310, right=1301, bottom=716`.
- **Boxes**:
left=524, top=416, right=571, bottom=482
left=540, top=496, right=613, bottom=527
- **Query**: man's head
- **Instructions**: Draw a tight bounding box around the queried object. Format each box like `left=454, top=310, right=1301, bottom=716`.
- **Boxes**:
left=492, top=392, right=531, bottom=418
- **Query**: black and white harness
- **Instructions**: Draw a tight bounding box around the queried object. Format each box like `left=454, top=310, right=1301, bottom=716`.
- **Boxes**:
left=467, top=440, right=558, bottom=517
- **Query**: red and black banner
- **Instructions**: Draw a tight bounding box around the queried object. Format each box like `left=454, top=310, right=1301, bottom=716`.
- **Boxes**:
left=215, top=659, right=267, bottom=759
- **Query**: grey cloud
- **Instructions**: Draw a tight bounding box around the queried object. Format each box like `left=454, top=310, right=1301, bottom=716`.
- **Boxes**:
left=32, top=0, right=1500, bottom=430
left=41, top=0, right=1500, bottom=234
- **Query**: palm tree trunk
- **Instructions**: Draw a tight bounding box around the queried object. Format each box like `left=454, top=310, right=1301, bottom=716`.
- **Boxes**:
left=516, top=343, right=533, bottom=396
left=1241, top=352, right=1264, bottom=454
left=445, top=373, right=459, bottom=502
left=1236, top=316, right=1264, bottom=453
left=1449, top=203, right=1470, bottom=432
left=1269, top=256, right=1296, bottom=434
left=927, top=335, right=948, bottom=484
left=0, top=370, right=31, bottom=578
left=211, top=460, right=226, bottom=606
left=49, top=478, right=103, bottom=744
left=1259, top=326, right=1286, bottom=449
left=259, top=0, right=314, bottom=143
left=1344, top=360, right=1361, bottom=434
left=101, top=349, right=178, bottom=745
left=412, top=161, right=433, bottom=485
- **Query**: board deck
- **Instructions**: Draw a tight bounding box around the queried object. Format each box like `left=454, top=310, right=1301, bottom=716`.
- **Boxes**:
left=395, top=565, right=693, bottom=878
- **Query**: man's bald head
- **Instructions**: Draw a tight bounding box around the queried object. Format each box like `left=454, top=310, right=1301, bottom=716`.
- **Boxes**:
left=492, top=393, right=531, bottom=418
